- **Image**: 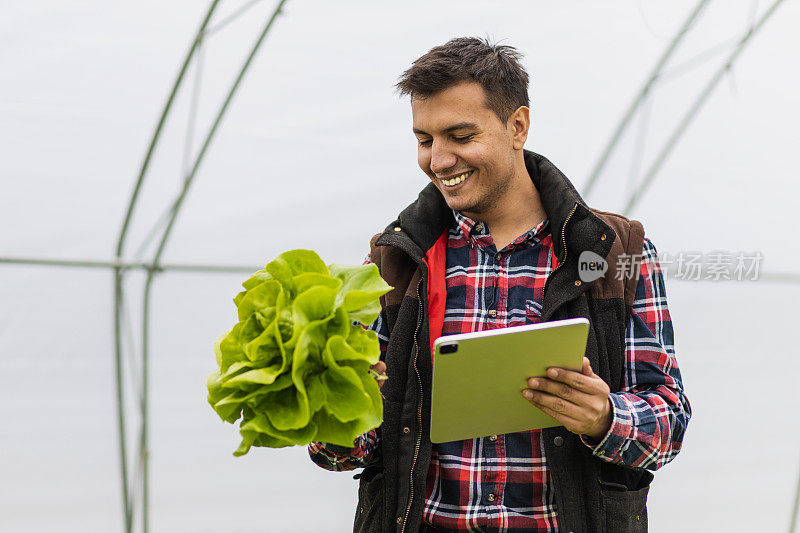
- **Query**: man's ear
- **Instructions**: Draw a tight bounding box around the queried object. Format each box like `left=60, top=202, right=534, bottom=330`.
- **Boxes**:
left=509, top=106, right=530, bottom=150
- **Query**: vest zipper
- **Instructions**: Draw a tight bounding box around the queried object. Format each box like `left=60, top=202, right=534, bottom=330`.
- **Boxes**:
left=544, top=202, right=578, bottom=295
left=400, top=275, right=424, bottom=533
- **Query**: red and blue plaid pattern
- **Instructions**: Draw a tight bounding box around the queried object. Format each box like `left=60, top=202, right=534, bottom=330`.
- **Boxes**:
left=309, top=211, right=691, bottom=532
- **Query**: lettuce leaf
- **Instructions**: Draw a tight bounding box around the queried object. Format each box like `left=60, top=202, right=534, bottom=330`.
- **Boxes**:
left=207, top=249, right=391, bottom=456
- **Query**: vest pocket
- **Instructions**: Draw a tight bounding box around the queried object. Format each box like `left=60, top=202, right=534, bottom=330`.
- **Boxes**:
left=354, top=464, right=385, bottom=533
left=599, top=470, right=652, bottom=533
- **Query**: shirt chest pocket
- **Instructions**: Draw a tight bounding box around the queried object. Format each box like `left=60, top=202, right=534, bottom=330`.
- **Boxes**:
left=525, top=298, right=543, bottom=324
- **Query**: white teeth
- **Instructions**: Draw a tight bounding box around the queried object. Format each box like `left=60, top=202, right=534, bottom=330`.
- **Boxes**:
left=442, top=171, right=471, bottom=186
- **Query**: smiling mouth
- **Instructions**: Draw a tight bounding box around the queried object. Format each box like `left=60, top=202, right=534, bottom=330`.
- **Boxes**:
left=440, top=170, right=474, bottom=187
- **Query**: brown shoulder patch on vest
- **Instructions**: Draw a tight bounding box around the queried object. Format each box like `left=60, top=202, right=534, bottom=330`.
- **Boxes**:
left=589, top=210, right=645, bottom=307
left=370, top=233, right=419, bottom=308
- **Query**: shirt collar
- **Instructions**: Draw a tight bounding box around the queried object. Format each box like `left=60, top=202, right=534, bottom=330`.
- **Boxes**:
left=451, top=209, right=550, bottom=250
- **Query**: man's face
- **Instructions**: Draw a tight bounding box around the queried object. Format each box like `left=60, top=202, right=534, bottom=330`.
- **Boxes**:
left=411, top=81, right=517, bottom=218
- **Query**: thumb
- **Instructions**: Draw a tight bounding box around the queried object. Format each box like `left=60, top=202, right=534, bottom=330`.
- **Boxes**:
left=581, top=357, right=594, bottom=376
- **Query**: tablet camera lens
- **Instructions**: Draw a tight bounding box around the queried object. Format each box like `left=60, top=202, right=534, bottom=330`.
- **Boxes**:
left=440, top=343, right=458, bottom=354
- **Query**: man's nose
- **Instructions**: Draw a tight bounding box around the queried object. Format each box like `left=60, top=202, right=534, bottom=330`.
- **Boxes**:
left=429, top=140, right=457, bottom=175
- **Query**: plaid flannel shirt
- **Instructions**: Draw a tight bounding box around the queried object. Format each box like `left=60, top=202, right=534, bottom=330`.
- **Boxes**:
left=309, top=211, right=691, bottom=532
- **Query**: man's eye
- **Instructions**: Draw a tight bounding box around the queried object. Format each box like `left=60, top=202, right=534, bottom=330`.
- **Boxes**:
left=418, top=139, right=432, bottom=147
left=453, top=135, right=474, bottom=143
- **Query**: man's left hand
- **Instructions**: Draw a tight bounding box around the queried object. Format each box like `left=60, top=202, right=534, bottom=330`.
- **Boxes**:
left=522, top=357, right=612, bottom=441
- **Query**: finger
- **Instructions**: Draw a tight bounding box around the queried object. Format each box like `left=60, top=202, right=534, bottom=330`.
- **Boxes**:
left=522, top=389, right=584, bottom=420
left=523, top=392, right=583, bottom=428
left=536, top=404, right=590, bottom=436
left=368, top=361, right=388, bottom=392
left=526, top=377, right=595, bottom=405
left=581, top=357, right=594, bottom=376
left=534, top=368, right=600, bottom=396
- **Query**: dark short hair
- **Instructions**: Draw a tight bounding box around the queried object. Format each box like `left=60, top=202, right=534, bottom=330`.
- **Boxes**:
left=396, top=37, right=530, bottom=122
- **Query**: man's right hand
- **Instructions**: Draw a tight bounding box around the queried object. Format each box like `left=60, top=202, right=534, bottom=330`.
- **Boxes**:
left=370, top=361, right=388, bottom=391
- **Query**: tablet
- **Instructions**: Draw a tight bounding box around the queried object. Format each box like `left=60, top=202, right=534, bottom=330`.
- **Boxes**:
left=430, top=317, right=589, bottom=443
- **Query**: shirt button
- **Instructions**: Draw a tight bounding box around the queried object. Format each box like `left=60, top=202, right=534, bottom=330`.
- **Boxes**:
left=574, top=280, right=582, bottom=286
left=488, top=435, right=497, bottom=441
left=393, top=226, right=402, bottom=232
left=600, top=233, right=607, bottom=241
left=396, top=517, right=402, bottom=524
left=488, top=309, right=497, bottom=318
left=554, top=436, right=565, bottom=447
left=475, top=223, right=484, bottom=233
left=402, top=426, right=410, bottom=434
left=487, top=493, right=495, bottom=502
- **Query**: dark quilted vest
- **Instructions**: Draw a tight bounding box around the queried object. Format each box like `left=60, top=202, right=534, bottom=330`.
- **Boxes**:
left=354, top=151, right=650, bottom=533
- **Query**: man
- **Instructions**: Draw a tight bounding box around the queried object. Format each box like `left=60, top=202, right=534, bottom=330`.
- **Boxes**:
left=309, top=37, right=690, bottom=533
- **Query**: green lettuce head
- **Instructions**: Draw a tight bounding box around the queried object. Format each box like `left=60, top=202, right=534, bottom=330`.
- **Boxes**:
left=207, top=249, right=392, bottom=456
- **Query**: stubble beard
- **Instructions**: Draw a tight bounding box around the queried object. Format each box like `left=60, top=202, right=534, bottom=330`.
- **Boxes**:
left=458, top=165, right=516, bottom=219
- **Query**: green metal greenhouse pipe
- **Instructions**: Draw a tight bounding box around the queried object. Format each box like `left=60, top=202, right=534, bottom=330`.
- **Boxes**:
left=137, top=2, right=288, bottom=531
left=113, top=2, right=220, bottom=532
left=622, top=0, right=786, bottom=215
left=140, top=275, right=154, bottom=533
left=149, top=0, right=289, bottom=267
left=112, top=276, right=131, bottom=532
left=2, top=256, right=797, bottom=283
left=582, top=0, right=709, bottom=200
left=791, top=453, right=800, bottom=532
left=115, top=0, right=220, bottom=259
left=0, top=256, right=259, bottom=272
